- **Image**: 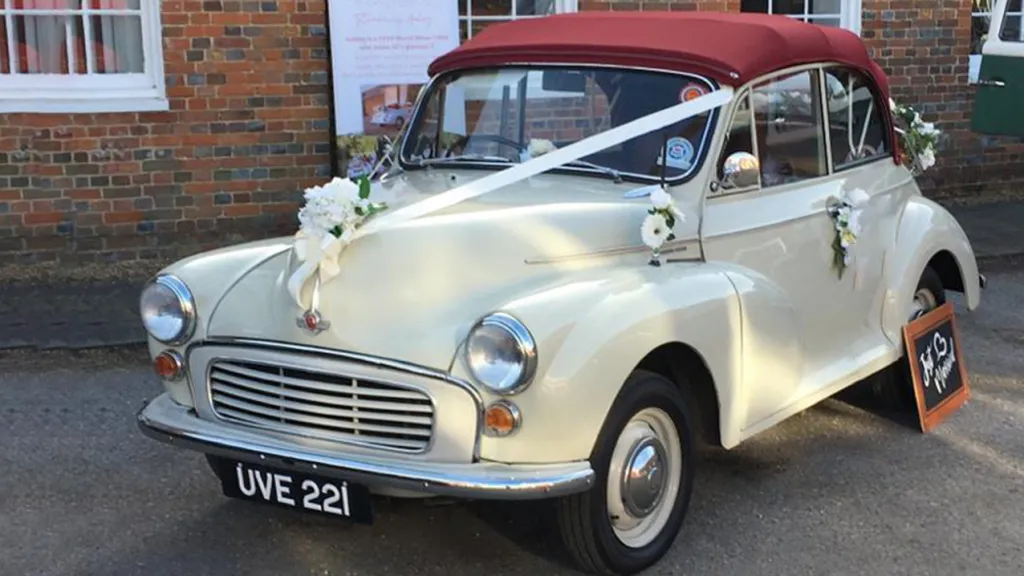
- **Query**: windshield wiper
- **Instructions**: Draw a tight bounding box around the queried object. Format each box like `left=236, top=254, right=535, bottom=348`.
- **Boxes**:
left=415, top=154, right=513, bottom=167
left=560, top=159, right=623, bottom=183
left=413, top=154, right=622, bottom=184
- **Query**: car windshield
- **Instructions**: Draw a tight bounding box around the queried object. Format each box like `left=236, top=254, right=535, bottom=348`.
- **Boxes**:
left=399, top=66, right=718, bottom=183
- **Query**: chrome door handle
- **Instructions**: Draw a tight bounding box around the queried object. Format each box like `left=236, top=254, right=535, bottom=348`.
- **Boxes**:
left=977, top=79, right=1006, bottom=88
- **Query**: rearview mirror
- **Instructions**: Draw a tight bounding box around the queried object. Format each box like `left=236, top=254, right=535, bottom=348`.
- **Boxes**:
left=542, top=70, right=587, bottom=93
left=721, top=151, right=760, bottom=189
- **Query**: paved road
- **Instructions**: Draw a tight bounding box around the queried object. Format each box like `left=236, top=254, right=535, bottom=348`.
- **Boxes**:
left=2, top=272, right=1023, bottom=576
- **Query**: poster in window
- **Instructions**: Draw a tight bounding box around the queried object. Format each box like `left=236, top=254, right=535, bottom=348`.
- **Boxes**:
left=328, top=0, right=460, bottom=178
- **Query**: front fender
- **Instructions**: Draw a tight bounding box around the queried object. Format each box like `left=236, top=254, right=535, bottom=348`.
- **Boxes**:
left=881, top=196, right=982, bottom=346
left=451, top=262, right=742, bottom=465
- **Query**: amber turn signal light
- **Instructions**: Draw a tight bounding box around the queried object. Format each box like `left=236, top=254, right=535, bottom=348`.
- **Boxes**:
left=484, top=401, right=521, bottom=437
left=153, top=350, right=184, bottom=380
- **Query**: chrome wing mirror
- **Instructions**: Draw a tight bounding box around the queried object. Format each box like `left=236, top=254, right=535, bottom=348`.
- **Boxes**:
left=720, top=151, right=760, bottom=190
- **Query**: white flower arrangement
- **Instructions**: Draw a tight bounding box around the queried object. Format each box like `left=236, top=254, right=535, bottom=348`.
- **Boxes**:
left=825, top=187, right=870, bottom=279
left=889, top=98, right=943, bottom=174
left=286, top=176, right=388, bottom=307
left=641, top=187, right=686, bottom=267
left=519, top=138, right=557, bottom=161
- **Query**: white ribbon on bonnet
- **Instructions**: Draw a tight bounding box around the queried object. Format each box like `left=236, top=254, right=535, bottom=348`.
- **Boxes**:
left=286, top=86, right=736, bottom=310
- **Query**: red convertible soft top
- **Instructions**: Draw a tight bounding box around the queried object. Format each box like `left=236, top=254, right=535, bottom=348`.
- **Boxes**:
left=428, top=11, right=899, bottom=164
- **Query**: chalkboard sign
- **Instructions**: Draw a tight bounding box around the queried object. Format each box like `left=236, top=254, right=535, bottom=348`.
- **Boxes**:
left=902, top=301, right=971, bottom=432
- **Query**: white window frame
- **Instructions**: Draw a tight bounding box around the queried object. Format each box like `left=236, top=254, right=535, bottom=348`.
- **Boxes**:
left=0, top=1, right=167, bottom=113
left=972, top=0, right=1024, bottom=83
left=742, top=0, right=862, bottom=35
left=460, top=0, right=578, bottom=40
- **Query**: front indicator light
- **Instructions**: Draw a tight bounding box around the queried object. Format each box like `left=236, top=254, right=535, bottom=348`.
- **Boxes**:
left=484, top=400, right=521, bottom=437
left=153, top=350, right=184, bottom=380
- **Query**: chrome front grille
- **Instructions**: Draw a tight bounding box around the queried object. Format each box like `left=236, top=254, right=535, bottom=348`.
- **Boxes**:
left=208, top=359, right=435, bottom=452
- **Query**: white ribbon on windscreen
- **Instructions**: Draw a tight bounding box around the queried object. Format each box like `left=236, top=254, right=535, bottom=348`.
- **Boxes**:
left=288, top=86, right=734, bottom=309
left=354, top=86, right=735, bottom=238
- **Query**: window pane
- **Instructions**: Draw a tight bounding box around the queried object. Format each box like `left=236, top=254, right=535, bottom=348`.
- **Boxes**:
left=470, top=0, right=513, bottom=16
left=751, top=70, right=827, bottom=187
left=516, top=0, right=557, bottom=15
left=809, top=0, right=842, bottom=14
left=1000, top=0, right=1024, bottom=42
left=740, top=0, right=769, bottom=12
left=12, top=14, right=70, bottom=74
left=823, top=67, right=889, bottom=169
left=0, top=18, right=9, bottom=74
left=12, top=1, right=79, bottom=8
left=90, top=0, right=142, bottom=8
left=89, top=14, right=144, bottom=73
left=772, top=0, right=807, bottom=15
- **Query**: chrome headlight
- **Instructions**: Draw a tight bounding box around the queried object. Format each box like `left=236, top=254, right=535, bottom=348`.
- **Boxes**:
left=139, top=275, right=196, bottom=345
left=465, top=312, right=537, bottom=395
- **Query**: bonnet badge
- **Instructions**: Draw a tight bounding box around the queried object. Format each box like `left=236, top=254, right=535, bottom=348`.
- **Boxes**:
left=296, top=274, right=331, bottom=335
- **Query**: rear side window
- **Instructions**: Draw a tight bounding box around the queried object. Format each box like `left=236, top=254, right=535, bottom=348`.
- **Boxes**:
left=999, top=0, right=1023, bottom=42
left=823, top=67, right=890, bottom=170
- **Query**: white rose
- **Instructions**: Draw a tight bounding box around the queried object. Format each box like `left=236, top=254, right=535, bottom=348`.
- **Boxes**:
left=641, top=213, right=669, bottom=250
left=918, top=148, right=936, bottom=171
left=846, top=188, right=870, bottom=207
left=847, top=210, right=862, bottom=236
left=650, top=187, right=672, bottom=210
left=528, top=138, right=556, bottom=157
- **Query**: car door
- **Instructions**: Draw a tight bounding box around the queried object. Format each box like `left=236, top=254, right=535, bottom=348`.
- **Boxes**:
left=700, top=66, right=888, bottom=431
left=972, top=0, right=1024, bottom=136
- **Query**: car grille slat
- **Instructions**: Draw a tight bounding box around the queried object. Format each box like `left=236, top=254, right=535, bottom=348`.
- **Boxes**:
left=208, top=359, right=435, bottom=452
left=210, top=372, right=433, bottom=414
left=214, top=407, right=429, bottom=451
left=214, top=361, right=426, bottom=402
left=211, top=383, right=433, bottom=427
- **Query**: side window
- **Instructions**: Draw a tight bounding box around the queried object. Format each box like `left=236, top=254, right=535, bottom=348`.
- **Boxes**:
left=1000, top=0, right=1024, bottom=42
left=751, top=70, right=827, bottom=188
left=716, top=91, right=756, bottom=182
left=823, top=67, right=890, bottom=170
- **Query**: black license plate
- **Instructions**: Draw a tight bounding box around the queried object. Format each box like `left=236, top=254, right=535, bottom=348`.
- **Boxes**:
left=218, top=459, right=373, bottom=524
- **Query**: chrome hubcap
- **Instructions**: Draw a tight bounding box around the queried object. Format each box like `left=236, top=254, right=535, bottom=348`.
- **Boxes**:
left=621, top=437, right=667, bottom=518
left=606, top=407, right=683, bottom=549
left=909, top=288, right=938, bottom=321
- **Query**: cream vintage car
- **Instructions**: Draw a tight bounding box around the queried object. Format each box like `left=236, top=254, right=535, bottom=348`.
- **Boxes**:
left=136, top=11, right=985, bottom=576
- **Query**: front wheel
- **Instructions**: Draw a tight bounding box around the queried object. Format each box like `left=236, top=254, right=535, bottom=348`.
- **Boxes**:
left=555, top=370, right=696, bottom=575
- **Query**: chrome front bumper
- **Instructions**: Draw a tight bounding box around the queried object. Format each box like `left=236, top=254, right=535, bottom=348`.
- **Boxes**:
left=138, top=393, right=595, bottom=500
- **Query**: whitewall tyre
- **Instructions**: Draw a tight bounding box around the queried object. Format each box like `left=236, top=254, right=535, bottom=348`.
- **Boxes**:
left=556, top=369, right=696, bottom=575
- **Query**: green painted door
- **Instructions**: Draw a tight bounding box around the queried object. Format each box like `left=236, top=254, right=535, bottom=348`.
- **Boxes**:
left=972, top=0, right=1024, bottom=137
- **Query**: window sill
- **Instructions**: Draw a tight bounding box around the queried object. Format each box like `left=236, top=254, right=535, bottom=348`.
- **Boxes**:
left=0, top=96, right=170, bottom=114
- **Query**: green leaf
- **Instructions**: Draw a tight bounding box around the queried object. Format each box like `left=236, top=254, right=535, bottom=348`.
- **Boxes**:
left=358, top=175, right=371, bottom=200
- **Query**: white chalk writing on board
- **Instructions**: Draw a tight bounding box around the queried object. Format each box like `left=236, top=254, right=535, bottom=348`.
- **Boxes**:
left=919, top=331, right=956, bottom=395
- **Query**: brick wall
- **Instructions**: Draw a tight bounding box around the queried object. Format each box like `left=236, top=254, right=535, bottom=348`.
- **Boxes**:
left=0, top=0, right=332, bottom=266
left=861, top=0, right=1024, bottom=199
left=1, top=0, right=1019, bottom=266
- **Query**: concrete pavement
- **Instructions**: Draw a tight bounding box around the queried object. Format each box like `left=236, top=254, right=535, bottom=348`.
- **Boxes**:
left=0, top=270, right=1022, bottom=575
left=0, top=200, right=1022, bottom=351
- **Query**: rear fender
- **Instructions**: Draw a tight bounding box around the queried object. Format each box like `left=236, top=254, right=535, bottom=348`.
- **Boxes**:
left=881, top=196, right=982, bottom=348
